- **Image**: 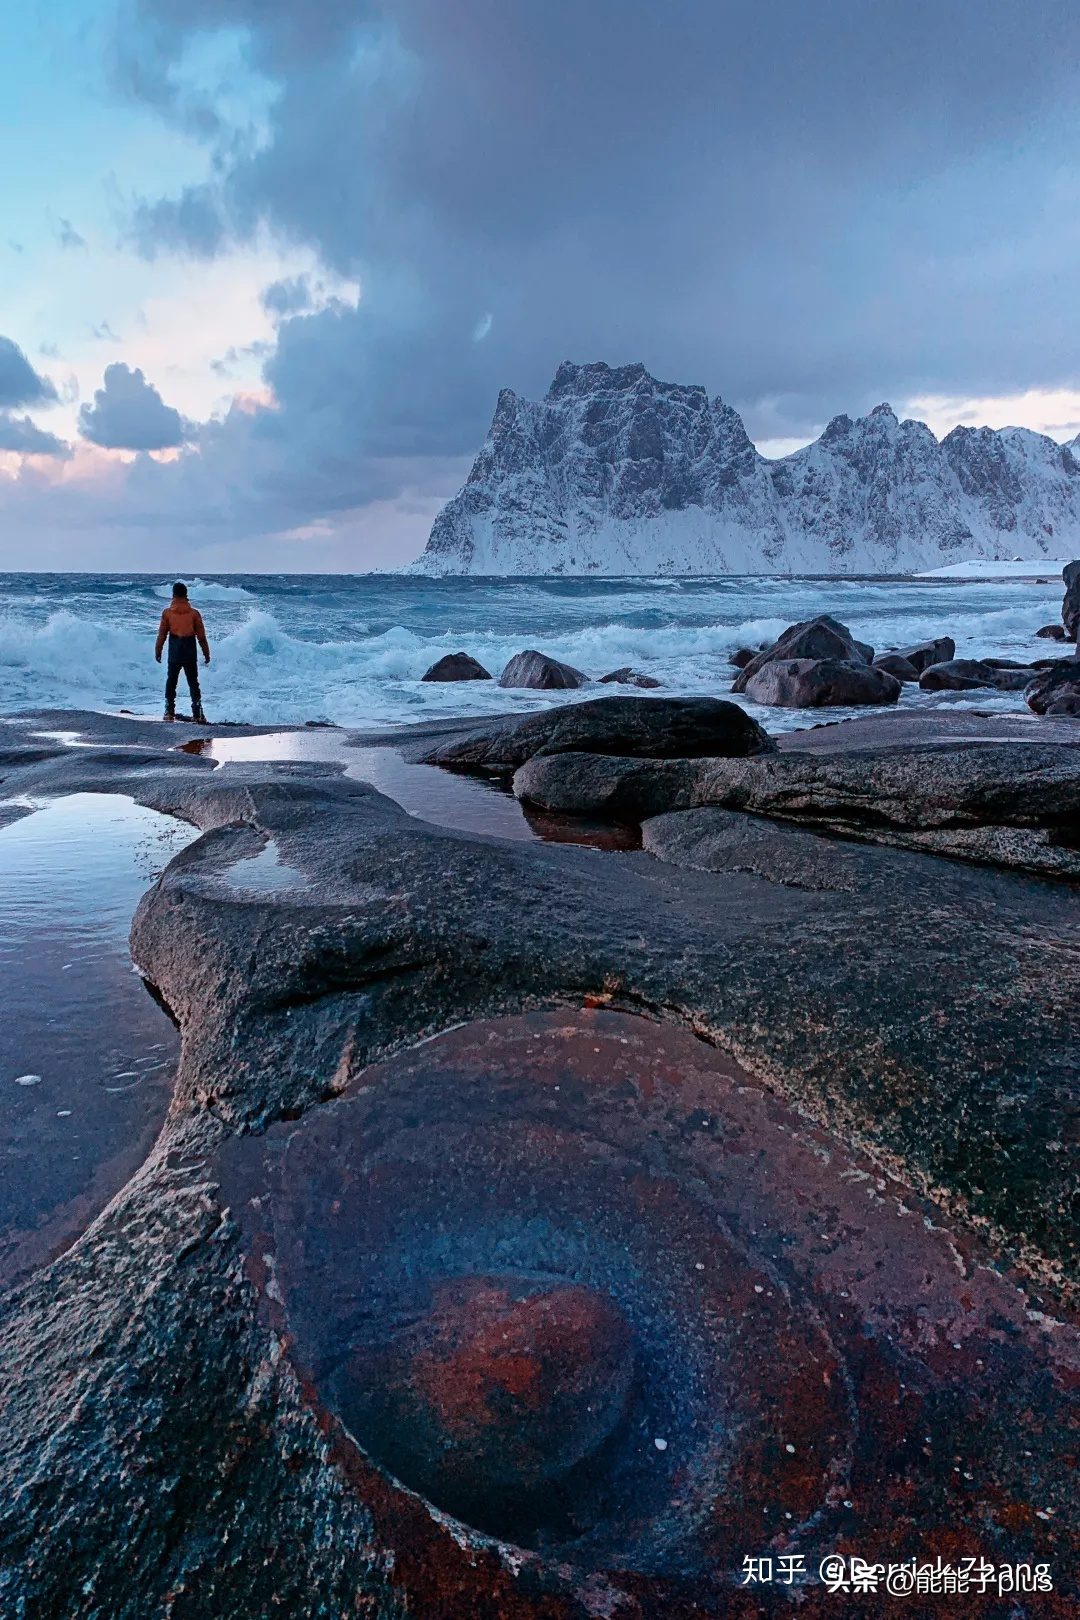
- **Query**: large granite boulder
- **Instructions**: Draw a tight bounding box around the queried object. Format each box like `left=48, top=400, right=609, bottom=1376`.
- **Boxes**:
left=421, top=695, right=775, bottom=775
left=499, top=650, right=586, bottom=689
left=1063, top=560, right=1080, bottom=641
left=871, top=653, right=920, bottom=682
left=743, top=658, right=902, bottom=708
left=1025, top=657, right=1080, bottom=715
left=730, top=615, right=871, bottom=693
left=422, top=652, right=492, bottom=682
left=512, top=752, right=697, bottom=819
left=891, top=637, right=955, bottom=673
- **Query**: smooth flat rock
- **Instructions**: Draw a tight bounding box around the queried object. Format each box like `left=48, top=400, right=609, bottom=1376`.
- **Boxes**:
left=776, top=708, right=1080, bottom=752
left=641, top=806, right=868, bottom=891
left=503, top=735, right=1080, bottom=877
left=421, top=695, right=775, bottom=775
left=691, top=741, right=1080, bottom=878
left=513, top=752, right=697, bottom=819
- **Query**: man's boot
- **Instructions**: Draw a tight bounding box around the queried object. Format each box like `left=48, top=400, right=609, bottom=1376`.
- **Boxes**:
left=163, top=710, right=175, bottom=722
left=193, top=704, right=207, bottom=724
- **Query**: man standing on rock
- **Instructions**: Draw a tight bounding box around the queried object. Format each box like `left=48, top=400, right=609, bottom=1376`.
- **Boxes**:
left=155, top=582, right=210, bottom=723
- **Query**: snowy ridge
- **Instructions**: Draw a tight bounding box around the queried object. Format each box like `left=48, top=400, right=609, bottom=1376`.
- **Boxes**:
left=411, top=362, right=1080, bottom=576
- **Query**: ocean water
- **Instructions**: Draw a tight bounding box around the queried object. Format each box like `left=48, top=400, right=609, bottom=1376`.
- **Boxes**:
left=0, top=571, right=1071, bottom=732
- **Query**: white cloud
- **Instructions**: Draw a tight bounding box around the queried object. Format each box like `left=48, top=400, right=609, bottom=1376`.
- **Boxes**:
left=903, top=387, right=1080, bottom=443
left=7, top=229, right=359, bottom=444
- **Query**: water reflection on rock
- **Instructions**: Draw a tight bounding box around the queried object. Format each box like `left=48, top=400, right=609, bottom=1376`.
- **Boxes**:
left=0, top=794, right=194, bottom=1287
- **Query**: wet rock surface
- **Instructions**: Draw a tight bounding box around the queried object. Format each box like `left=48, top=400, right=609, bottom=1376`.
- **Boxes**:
left=743, top=656, right=901, bottom=708
left=919, top=658, right=1029, bottom=692
left=870, top=651, right=919, bottom=681
left=1063, top=559, right=1080, bottom=641
left=1026, top=657, right=1080, bottom=715
left=890, top=635, right=956, bottom=672
left=513, top=751, right=697, bottom=818
left=690, top=742, right=1080, bottom=877
left=499, top=649, right=586, bottom=689
left=218, top=1011, right=1079, bottom=1608
left=1, top=707, right=1078, bottom=1616
left=496, top=723, right=1080, bottom=879
left=730, top=614, right=871, bottom=693
left=421, top=694, right=775, bottom=775
left=641, top=805, right=868, bottom=891
left=598, top=666, right=662, bottom=687
left=421, top=651, right=493, bottom=681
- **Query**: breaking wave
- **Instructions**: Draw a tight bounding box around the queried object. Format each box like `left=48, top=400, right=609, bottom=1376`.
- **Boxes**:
left=0, top=574, right=1067, bottom=730
left=152, top=577, right=253, bottom=602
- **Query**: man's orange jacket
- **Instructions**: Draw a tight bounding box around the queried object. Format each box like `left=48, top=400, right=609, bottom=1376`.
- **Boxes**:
left=155, top=600, right=210, bottom=660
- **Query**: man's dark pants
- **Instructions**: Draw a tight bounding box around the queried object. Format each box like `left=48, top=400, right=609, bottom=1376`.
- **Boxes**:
left=165, top=634, right=203, bottom=716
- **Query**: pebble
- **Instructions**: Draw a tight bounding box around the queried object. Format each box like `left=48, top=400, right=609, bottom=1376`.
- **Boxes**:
left=14, top=1074, right=42, bottom=1086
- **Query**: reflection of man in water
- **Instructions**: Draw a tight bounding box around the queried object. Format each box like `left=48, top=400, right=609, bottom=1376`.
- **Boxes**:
left=155, top=581, right=210, bottom=722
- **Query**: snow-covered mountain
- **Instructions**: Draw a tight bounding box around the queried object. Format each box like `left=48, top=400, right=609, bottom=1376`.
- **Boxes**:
left=411, top=361, right=1080, bottom=575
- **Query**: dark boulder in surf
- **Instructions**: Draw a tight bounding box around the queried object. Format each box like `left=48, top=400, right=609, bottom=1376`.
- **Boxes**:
left=743, top=658, right=901, bottom=709
left=498, top=650, right=586, bottom=690
left=422, top=653, right=493, bottom=682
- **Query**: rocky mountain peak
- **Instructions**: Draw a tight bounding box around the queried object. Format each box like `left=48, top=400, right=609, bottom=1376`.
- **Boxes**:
left=413, top=362, right=1080, bottom=575
left=820, top=413, right=853, bottom=443
left=547, top=360, right=652, bottom=401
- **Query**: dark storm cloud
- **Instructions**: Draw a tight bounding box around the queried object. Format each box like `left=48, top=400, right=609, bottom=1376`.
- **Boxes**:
left=0, top=335, right=59, bottom=409
left=114, top=1, right=1080, bottom=515
left=0, top=413, right=70, bottom=456
left=79, top=362, right=191, bottom=450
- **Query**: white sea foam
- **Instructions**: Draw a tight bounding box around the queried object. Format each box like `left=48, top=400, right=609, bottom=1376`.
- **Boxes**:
left=152, top=578, right=253, bottom=601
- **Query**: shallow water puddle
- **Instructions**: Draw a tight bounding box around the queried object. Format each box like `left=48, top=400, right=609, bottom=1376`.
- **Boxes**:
left=0, top=793, right=198, bottom=1288
left=224, top=838, right=308, bottom=892
left=188, top=730, right=642, bottom=849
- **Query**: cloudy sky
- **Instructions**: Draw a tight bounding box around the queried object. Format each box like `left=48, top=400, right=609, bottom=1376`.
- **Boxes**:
left=2, top=0, right=1079, bottom=572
